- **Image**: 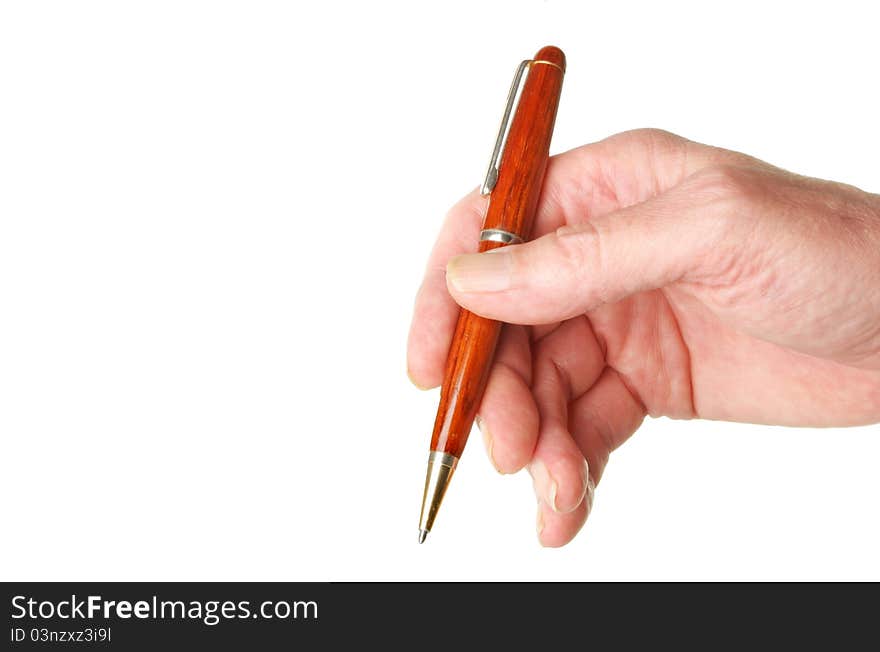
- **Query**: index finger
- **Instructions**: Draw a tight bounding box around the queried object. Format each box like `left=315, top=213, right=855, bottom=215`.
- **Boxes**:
left=406, top=189, right=485, bottom=389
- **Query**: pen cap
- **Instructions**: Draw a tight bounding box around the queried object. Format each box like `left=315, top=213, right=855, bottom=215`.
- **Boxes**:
left=479, top=45, right=565, bottom=249
left=534, top=45, right=566, bottom=72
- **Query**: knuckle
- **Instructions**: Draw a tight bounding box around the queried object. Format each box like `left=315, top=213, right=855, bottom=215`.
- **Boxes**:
left=618, top=127, right=686, bottom=149
left=684, top=164, right=767, bottom=238
left=605, top=129, right=691, bottom=194
left=601, top=129, right=689, bottom=166
left=687, top=163, right=758, bottom=204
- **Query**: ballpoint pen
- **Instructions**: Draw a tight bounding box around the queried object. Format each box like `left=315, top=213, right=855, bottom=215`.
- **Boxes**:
left=418, top=45, right=566, bottom=543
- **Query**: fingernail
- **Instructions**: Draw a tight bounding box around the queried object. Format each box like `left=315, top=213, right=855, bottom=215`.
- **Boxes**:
left=529, top=460, right=560, bottom=512
left=536, top=504, right=545, bottom=539
left=580, top=459, right=591, bottom=506
left=446, top=251, right=512, bottom=293
left=476, top=416, right=502, bottom=474
left=585, top=476, right=596, bottom=513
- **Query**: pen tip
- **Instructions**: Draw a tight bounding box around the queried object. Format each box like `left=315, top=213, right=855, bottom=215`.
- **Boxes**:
left=418, top=529, right=428, bottom=544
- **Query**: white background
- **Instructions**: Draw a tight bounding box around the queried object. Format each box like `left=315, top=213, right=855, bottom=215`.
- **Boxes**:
left=2, top=1, right=878, bottom=581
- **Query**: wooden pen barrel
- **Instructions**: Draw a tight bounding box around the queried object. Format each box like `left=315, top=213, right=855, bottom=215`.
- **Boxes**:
left=430, top=46, right=565, bottom=459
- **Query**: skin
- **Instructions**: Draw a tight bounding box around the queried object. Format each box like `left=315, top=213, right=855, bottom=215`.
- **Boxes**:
left=407, top=129, right=880, bottom=547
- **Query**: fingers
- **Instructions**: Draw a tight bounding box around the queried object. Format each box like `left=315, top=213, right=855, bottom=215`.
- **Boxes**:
left=528, top=322, right=644, bottom=548
left=569, top=367, right=646, bottom=484
left=475, top=325, right=537, bottom=474
left=446, top=166, right=739, bottom=324
left=528, top=317, right=604, bottom=513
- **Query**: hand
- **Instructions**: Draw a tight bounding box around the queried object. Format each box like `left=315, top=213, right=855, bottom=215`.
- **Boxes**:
left=407, top=129, right=880, bottom=547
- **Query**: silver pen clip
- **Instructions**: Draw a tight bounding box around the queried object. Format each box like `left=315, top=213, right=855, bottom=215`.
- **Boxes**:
left=480, top=60, right=532, bottom=196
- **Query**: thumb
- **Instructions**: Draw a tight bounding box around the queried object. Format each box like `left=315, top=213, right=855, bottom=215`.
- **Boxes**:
left=445, top=166, right=736, bottom=324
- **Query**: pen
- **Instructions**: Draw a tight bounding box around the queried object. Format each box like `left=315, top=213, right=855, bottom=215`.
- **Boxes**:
left=418, top=46, right=566, bottom=543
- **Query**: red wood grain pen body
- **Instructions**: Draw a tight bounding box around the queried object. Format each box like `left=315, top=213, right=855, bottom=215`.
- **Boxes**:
left=430, top=46, right=566, bottom=459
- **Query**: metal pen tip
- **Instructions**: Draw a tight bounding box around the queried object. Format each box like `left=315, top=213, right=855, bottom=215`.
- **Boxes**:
left=418, top=529, right=428, bottom=544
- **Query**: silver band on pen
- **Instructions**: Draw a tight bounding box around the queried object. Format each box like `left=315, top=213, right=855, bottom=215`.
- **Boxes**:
left=479, top=228, right=523, bottom=245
